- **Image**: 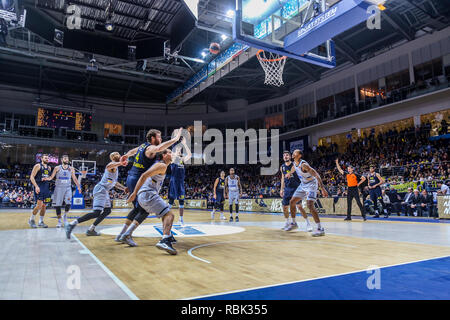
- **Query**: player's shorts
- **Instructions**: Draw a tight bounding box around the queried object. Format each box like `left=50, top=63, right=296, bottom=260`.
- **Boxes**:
left=126, top=174, right=141, bottom=207
left=228, top=190, right=240, bottom=204
left=34, top=183, right=51, bottom=203
left=92, top=185, right=112, bottom=211
left=215, top=192, right=224, bottom=203
left=369, top=187, right=382, bottom=201
left=53, top=186, right=72, bottom=207
left=138, top=189, right=170, bottom=218
left=169, top=179, right=185, bottom=200
left=293, top=181, right=318, bottom=201
left=282, top=187, right=297, bottom=206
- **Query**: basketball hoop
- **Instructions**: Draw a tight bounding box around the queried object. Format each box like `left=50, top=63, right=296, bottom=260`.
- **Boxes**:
left=256, top=50, right=287, bottom=87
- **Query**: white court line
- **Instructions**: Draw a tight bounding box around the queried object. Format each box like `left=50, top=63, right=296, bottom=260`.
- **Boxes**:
left=184, top=254, right=450, bottom=300
left=187, top=239, right=356, bottom=264
left=72, top=234, right=139, bottom=300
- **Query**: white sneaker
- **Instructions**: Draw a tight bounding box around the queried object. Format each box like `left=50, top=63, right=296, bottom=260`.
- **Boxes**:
left=56, top=222, right=62, bottom=228
left=306, top=224, right=313, bottom=232
left=220, top=215, right=226, bottom=220
left=285, top=222, right=298, bottom=231
left=312, top=228, right=325, bottom=237
left=211, top=212, right=215, bottom=220
left=282, top=221, right=290, bottom=230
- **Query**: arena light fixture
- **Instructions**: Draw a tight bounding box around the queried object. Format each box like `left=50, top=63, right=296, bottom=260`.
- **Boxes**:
left=221, top=34, right=228, bottom=41
left=105, top=21, right=114, bottom=31
left=226, top=9, right=235, bottom=18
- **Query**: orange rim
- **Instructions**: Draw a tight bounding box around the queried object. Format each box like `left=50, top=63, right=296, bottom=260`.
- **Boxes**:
left=256, top=49, right=287, bottom=62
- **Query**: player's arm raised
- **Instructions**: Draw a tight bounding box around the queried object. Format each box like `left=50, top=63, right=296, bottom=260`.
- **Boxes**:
left=30, top=164, right=41, bottom=194
left=303, top=163, right=328, bottom=197
left=145, top=127, right=183, bottom=157
left=181, top=137, right=192, bottom=163
left=127, top=163, right=167, bottom=202
left=280, top=166, right=285, bottom=198
left=70, top=167, right=82, bottom=193
left=106, top=159, right=126, bottom=172
left=43, top=165, right=59, bottom=181
left=121, top=147, right=139, bottom=162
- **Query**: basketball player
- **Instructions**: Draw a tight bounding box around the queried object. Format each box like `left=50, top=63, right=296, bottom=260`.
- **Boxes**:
left=126, top=149, right=177, bottom=255
left=225, top=168, right=242, bottom=222
left=289, top=150, right=328, bottom=237
left=280, top=151, right=312, bottom=232
left=115, top=128, right=182, bottom=242
left=359, top=165, right=386, bottom=218
left=43, top=155, right=81, bottom=227
left=168, top=137, right=192, bottom=225
left=211, top=170, right=226, bottom=220
left=29, top=154, right=52, bottom=228
left=65, top=152, right=128, bottom=239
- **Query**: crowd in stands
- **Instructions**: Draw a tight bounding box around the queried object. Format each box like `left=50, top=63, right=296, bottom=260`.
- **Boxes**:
left=0, top=121, right=448, bottom=216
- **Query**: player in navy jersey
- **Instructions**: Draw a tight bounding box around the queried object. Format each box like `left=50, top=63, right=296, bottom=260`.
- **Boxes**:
left=29, top=154, right=52, bottom=228
left=280, top=151, right=312, bottom=232
left=115, top=128, right=182, bottom=242
left=359, top=165, right=386, bottom=218
left=168, top=137, right=192, bottom=225
left=211, top=171, right=227, bottom=220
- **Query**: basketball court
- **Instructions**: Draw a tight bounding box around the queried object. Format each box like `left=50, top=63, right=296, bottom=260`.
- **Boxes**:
left=0, top=0, right=449, bottom=305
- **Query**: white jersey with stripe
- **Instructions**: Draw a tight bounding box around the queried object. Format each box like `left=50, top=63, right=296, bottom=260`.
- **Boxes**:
left=138, top=161, right=166, bottom=195
left=227, top=175, right=239, bottom=192
left=55, top=165, right=72, bottom=188
left=293, top=160, right=317, bottom=185
left=97, top=167, right=119, bottom=191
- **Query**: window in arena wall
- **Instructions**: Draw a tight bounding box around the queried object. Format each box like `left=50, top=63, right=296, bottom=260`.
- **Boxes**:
left=248, top=118, right=264, bottom=130
left=414, top=58, right=443, bottom=82
left=385, top=69, right=410, bottom=91
left=358, top=80, right=380, bottom=100
left=420, top=110, right=450, bottom=136
left=104, top=123, right=122, bottom=138
left=265, top=114, right=283, bottom=129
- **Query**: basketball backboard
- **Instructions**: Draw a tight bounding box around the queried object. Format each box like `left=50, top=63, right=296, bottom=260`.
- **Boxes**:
left=233, top=0, right=386, bottom=68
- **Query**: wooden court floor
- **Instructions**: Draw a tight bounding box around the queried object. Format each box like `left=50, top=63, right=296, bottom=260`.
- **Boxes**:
left=1, top=208, right=450, bottom=299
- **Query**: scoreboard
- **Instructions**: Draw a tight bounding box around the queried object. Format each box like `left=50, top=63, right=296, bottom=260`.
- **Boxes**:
left=36, top=108, right=92, bottom=131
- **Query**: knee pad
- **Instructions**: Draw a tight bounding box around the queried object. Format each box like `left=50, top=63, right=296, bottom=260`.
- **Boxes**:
left=126, top=207, right=138, bottom=221
left=179, top=199, right=184, bottom=207
left=135, top=208, right=150, bottom=224
left=64, top=204, right=71, bottom=212
left=103, top=207, right=112, bottom=216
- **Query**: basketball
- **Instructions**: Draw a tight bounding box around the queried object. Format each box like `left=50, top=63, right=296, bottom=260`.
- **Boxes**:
left=209, top=42, right=220, bottom=55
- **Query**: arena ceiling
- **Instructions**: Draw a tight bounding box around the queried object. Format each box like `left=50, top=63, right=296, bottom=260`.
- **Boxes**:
left=0, top=0, right=449, bottom=110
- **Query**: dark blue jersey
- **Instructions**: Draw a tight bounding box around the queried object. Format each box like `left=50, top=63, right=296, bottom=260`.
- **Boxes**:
left=215, top=177, right=225, bottom=195
left=282, top=162, right=300, bottom=189
left=170, top=157, right=185, bottom=182
left=368, top=172, right=381, bottom=190
left=35, top=163, right=51, bottom=187
left=128, top=142, right=156, bottom=176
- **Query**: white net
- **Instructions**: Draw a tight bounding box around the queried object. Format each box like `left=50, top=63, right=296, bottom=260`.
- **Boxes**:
left=257, top=50, right=287, bottom=87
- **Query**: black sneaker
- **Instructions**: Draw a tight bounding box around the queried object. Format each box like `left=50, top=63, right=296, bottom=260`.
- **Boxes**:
left=344, top=217, right=352, bottom=221
left=229, top=216, right=234, bottom=222
left=363, top=216, right=367, bottom=221
left=235, top=216, right=239, bottom=222
left=168, top=235, right=177, bottom=244
left=65, top=223, right=76, bottom=239
left=156, top=238, right=177, bottom=255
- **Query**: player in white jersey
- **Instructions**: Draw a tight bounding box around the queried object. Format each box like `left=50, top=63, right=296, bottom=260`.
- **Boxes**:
left=127, top=149, right=177, bottom=254
left=289, top=149, right=328, bottom=237
left=65, top=152, right=128, bottom=239
left=44, top=155, right=81, bottom=228
left=225, top=168, right=242, bottom=222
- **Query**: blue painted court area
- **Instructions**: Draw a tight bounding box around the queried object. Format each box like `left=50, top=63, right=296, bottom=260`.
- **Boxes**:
left=198, top=256, right=450, bottom=300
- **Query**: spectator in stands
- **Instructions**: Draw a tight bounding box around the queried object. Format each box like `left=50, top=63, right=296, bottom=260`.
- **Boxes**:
left=364, top=194, right=375, bottom=216
left=386, top=186, right=402, bottom=216
left=420, top=189, right=435, bottom=218
left=381, top=189, right=392, bottom=217
left=401, top=188, right=413, bottom=216
left=437, top=181, right=449, bottom=195
left=408, top=189, right=424, bottom=217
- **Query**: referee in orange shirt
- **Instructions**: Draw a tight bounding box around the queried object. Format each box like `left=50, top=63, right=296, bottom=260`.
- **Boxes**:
left=336, top=159, right=366, bottom=221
